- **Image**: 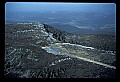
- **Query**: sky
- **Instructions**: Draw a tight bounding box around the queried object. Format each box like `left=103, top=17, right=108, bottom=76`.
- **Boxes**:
left=5, top=2, right=116, bottom=13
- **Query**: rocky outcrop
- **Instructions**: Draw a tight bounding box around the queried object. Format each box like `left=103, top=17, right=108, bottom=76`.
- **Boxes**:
left=43, top=24, right=67, bottom=42
left=43, top=23, right=116, bottom=51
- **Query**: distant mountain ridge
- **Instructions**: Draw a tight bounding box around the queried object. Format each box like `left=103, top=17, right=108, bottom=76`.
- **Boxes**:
left=5, top=11, right=116, bottom=36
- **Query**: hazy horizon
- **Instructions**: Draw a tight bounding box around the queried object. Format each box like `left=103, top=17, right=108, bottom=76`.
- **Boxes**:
left=5, top=2, right=116, bottom=13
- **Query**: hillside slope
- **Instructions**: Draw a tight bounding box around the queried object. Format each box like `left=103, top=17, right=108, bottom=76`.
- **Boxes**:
left=5, top=22, right=116, bottom=78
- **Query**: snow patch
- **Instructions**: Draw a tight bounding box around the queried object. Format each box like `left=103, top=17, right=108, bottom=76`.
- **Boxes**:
left=27, top=54, right=39, bottom=62
left=55, top=43, right=95, bottom=50
left=49, top=57, right=72, bottom=66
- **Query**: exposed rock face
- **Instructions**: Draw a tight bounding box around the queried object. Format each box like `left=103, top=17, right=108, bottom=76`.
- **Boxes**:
left=5, top=22, right=116, bottom=78
left=43, top=24, right=67, bottom=42
left=43, top=23, right=116, bottom=51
